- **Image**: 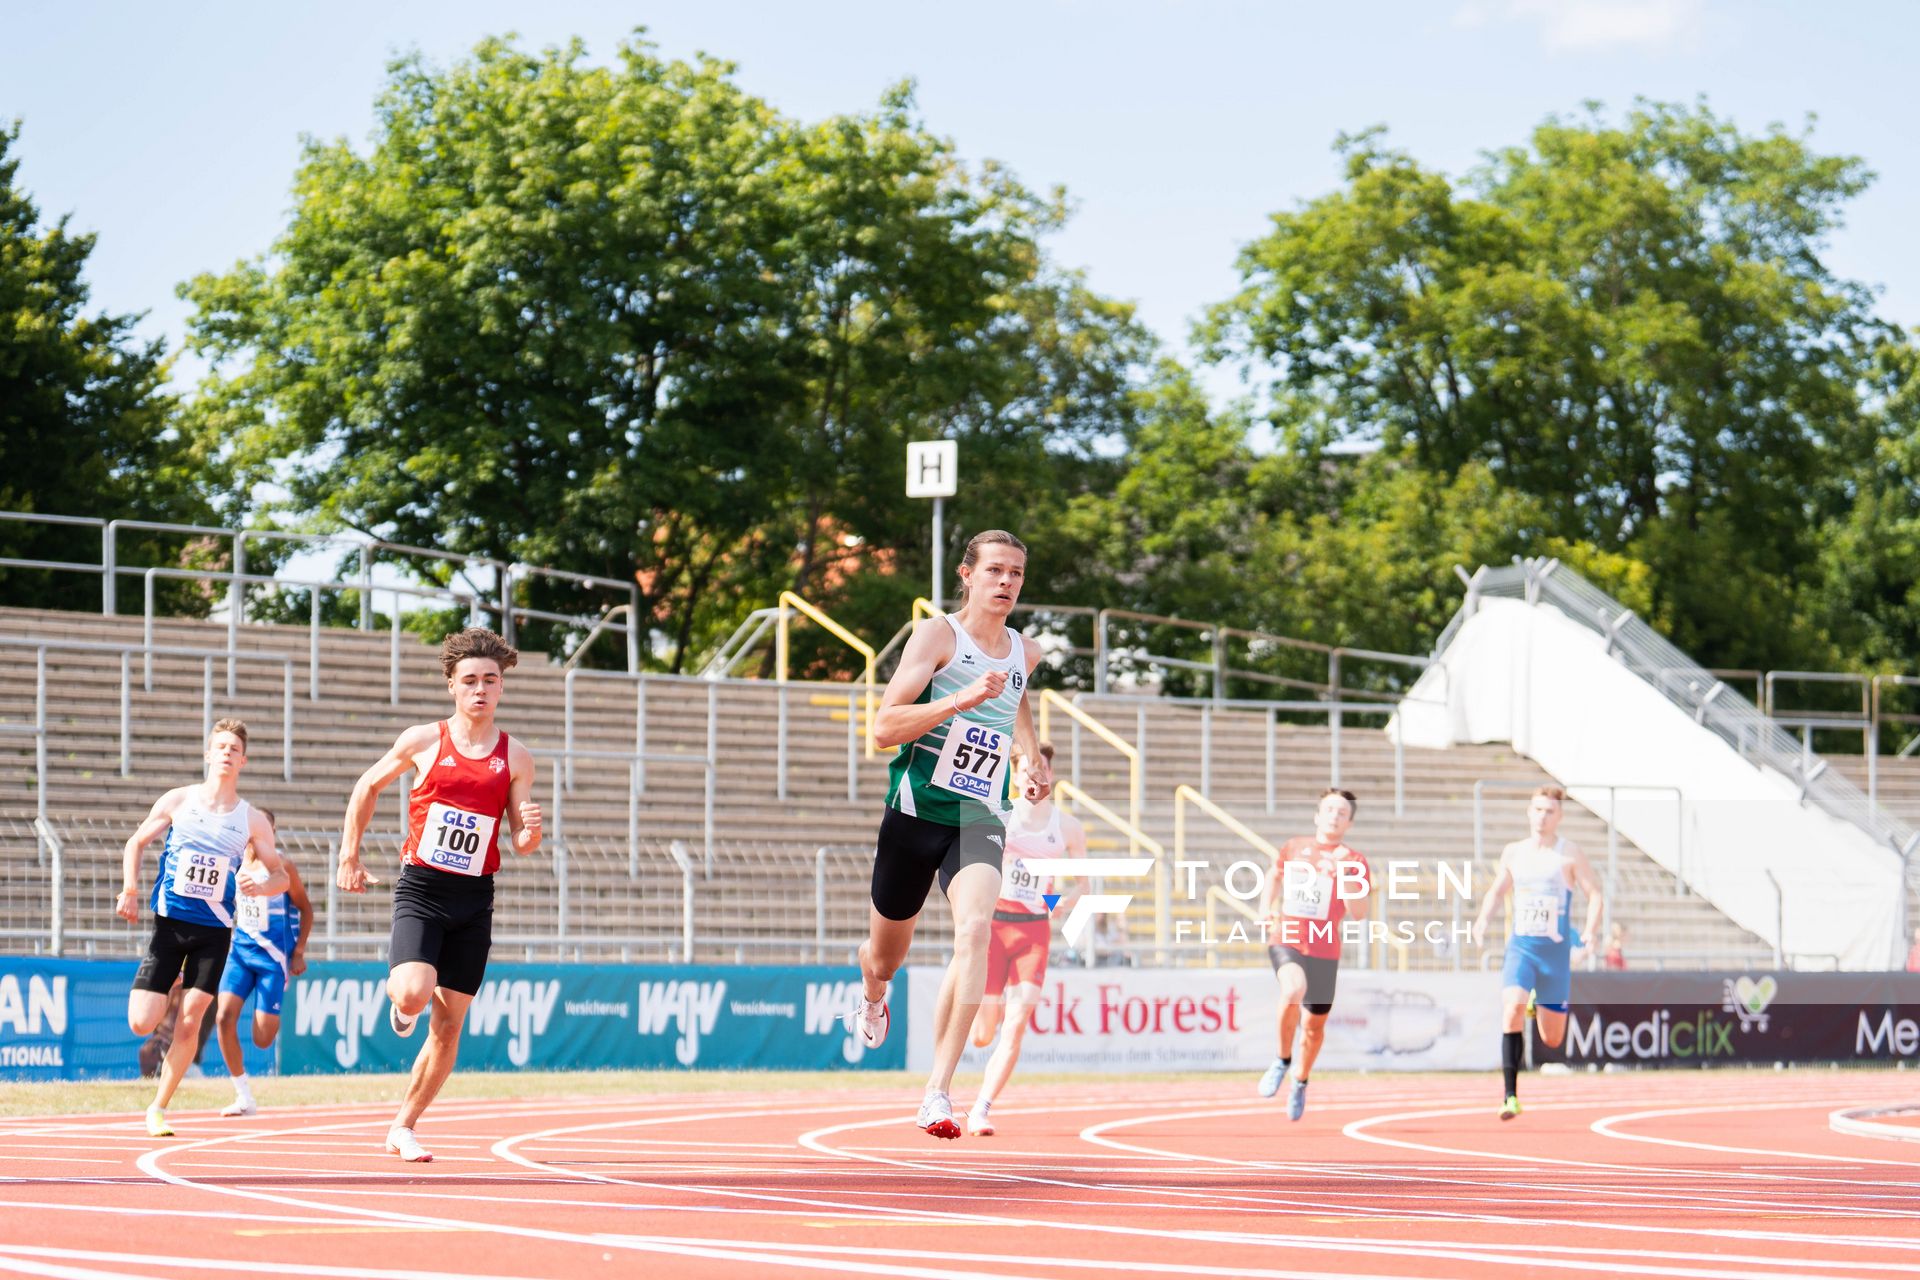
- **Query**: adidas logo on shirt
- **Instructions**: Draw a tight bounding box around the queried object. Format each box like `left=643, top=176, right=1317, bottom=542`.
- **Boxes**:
left=440, top=755, right=457, bottom=768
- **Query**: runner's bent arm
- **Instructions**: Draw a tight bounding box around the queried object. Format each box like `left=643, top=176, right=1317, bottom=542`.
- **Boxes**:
left=507, top=739, right=543, bottom=855
left=872, top=619, right=965, bottom=748
left=285, top=861, right=314, bottom=976
left=1058, top=811, right=1089, bottom=913
left=1471, top=856, right=1514, bottom=948
left=1568, top=843, right=1606, bottom=949
left=1008, top=637, right=1050, bottom=801
left=241, top=807, right=289, bottom=896
left=338, top=723, right=437, bottom=892
left=116, top=789, right=183, bottom=923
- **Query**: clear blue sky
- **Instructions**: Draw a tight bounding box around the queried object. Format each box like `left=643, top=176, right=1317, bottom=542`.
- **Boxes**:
left=6, top=0, right=1916, bottom=390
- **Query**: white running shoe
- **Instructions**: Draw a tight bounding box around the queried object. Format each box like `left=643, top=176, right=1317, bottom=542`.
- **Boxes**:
left=917, top=1090, right=961, bottom=1140
left=385, top=1125, right=433, bottom=1163
left=220, top=1096, right=257, bottom=1118
left=144, top=1105, right=173, bottom=1138
left=967, top=1100, right=995, bottom=1137
left=849, top=995, right=889, bottom=1049
left=390, top=1002, right=419, bottom=1039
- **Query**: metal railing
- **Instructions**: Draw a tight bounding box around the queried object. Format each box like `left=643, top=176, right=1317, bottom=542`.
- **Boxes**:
left=0, top=508, right=644, bottom=671
left=0, top=636, right=297, bottom=781
left=775, top=592, right=878, bottom=758
left=1039, top=691, right=1142, bottom=860
left=1052, top=778, right=1165, bottom=966
left=1072, top=691, right=1419, bottom=817
left=1454, top=559, right=1920, bottom=866
left=1469, top=779, right=1686, bottom=971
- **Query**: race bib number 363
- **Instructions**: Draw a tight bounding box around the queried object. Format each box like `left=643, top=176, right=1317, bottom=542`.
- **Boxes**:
left=1281, top=868, right=1333, bottom=921
left=420, top=803, right=497, bottom=876
left=931, top=720, right=1009, bottom=802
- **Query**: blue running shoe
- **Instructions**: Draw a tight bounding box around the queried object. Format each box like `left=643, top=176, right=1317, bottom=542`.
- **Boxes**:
left=1287, top=1077, right=1308, bottom=1122
left=1257, top=1058, right=1287, bottom=1098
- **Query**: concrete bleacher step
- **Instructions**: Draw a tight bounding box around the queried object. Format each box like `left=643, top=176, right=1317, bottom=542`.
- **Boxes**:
left=0, top=604, right=1776, bottom=967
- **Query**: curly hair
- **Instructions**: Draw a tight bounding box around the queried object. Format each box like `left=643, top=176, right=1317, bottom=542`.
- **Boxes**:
left=440, top=628, right=520, bottom=678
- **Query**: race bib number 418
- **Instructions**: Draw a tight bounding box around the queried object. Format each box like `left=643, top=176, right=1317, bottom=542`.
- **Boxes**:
left=420, top=803, right=497, bottom=876
left=172, top=850, right=231, bottom=903
left=931, top=720, right=1009, bottom=802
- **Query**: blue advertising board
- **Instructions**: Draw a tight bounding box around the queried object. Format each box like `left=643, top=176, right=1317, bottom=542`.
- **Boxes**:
left=0, top=956, right=275, bottom=1082
left=281, top=962, right=903, bottom=1073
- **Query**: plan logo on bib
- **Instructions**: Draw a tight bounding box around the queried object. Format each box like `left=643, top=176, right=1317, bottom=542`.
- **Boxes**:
left=637, top=980, right=726, bottom=1066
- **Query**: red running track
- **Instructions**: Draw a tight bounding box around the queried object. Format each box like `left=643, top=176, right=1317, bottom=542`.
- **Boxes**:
left=3, top=1071, right=1920, bottom=1279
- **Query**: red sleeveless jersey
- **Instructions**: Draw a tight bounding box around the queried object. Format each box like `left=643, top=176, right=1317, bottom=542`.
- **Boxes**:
left=402, top=721, right=513, bottom=878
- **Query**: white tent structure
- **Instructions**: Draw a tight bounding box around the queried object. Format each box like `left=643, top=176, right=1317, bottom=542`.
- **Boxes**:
left=1396, top=560, right=1913, bottom=971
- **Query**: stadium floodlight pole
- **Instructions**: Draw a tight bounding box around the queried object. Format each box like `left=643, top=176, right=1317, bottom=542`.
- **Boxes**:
left=906, top=440, right=958, bottom=609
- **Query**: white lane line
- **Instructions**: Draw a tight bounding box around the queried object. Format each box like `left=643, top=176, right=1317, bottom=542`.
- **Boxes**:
left=1592, top=1102, right=1920, bottom=1166
left=1830, top=1108, right=1920, bottom=1146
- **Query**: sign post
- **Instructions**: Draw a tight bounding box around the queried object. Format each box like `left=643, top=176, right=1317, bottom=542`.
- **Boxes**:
left=905, top=441, right=958, bottom=607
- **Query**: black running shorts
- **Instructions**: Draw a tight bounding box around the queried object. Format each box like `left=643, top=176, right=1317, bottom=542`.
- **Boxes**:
left=388, top=863, right=495, bottom=996
left=134, top=916, right=232, bottom=996
left=870, top=807, right=1006, bottom=921
left=1268, top=944, right=1340, bottom=1015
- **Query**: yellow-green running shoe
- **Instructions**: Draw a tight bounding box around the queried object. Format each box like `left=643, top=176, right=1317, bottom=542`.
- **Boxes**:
left=1499, top=1095, right=1522, bottom=1122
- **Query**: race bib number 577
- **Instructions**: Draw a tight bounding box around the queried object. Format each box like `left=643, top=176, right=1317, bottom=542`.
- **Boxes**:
left=420, top=803, right=497, bottom=876
left=931, top=720, right=1009, bottom=802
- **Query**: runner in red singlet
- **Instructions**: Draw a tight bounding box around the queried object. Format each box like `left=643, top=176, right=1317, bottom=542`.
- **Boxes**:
left=1256, top=787, right=1370, bottom=1121
left=965, top=742, right=1085, bottom=1136
left=336, top=628, right=541, bottom=1162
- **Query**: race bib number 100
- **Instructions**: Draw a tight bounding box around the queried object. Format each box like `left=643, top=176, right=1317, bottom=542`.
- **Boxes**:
left=172, top=850, right=231, bottom=903
left=1515, top=892, right=1561, bottom=939
left=931, top=720, right=1009, bottom=802
left=420, top=803, right=497, bottom=876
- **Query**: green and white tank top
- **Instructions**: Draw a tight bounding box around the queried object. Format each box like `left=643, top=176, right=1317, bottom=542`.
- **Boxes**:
left=886, top=614, right=1028, bottom=827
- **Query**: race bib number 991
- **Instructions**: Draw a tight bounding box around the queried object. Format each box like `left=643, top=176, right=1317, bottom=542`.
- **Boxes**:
left=420, top=803, right=497, bottom=876
left=931, top=720, right=1009, bottom=802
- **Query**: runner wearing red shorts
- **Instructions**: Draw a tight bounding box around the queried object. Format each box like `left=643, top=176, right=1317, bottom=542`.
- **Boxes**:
left=1256, top=788, right=1370, bottom=1120
left=966, top=742, right=1084, bottom=1136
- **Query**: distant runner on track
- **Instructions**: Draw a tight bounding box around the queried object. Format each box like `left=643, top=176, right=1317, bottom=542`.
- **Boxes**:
left=848, top=530, right=1049, bottom=1139
left=215, top=808, right=311, bottom=1118
left=117, top=719, right=285, bottom=1138
left=1256, top=788, right=1370, bottom=1121
left=1472, top=786, right=1605, bottom=1120
left=965, top=741, right=1085, bottom=1136
left=336, top=628, right=542, bottom=1162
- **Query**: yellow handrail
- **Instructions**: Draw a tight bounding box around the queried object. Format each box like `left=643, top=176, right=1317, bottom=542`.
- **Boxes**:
left=1040, top=690, right=1158, bottom=953
left=776, top=591, right=878, bottom=758
left=1203, top=886, right=1264, bottom=970
left=1054, top=779, right=1164, bottom=859
left=912, top=597, right=943, bottom=620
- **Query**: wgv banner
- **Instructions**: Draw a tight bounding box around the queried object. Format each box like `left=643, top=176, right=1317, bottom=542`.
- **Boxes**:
left=282, top=962, right=902, bottom=1074
left=906, top=965, right=1505, bottom=1073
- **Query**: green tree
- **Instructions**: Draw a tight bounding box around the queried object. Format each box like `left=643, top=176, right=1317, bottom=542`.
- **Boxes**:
left=0, top=122, right=219, bottom=612
left=183, top=34, right=1150, bottom=670
left=1202, top=102, right=1903, bottom=669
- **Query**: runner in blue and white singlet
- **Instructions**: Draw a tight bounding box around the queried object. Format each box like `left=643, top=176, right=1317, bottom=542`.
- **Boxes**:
left=117, top=718, right=285, bottom=1138
left=849, top=530, right=1051, bottom=1141
left=1472, top=786, right=1605, bottom=1121
left=216, top=808, right=313, bottom=1117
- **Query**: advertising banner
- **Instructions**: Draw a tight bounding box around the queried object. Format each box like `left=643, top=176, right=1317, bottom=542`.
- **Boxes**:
left=281, top=962, right=902, bottom=1074
left=905, top=965, right=1504, bottom=1073
left=1549, top=971, right=1920, bottom=1066
left=0, top=956, right=275, bottom=1082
